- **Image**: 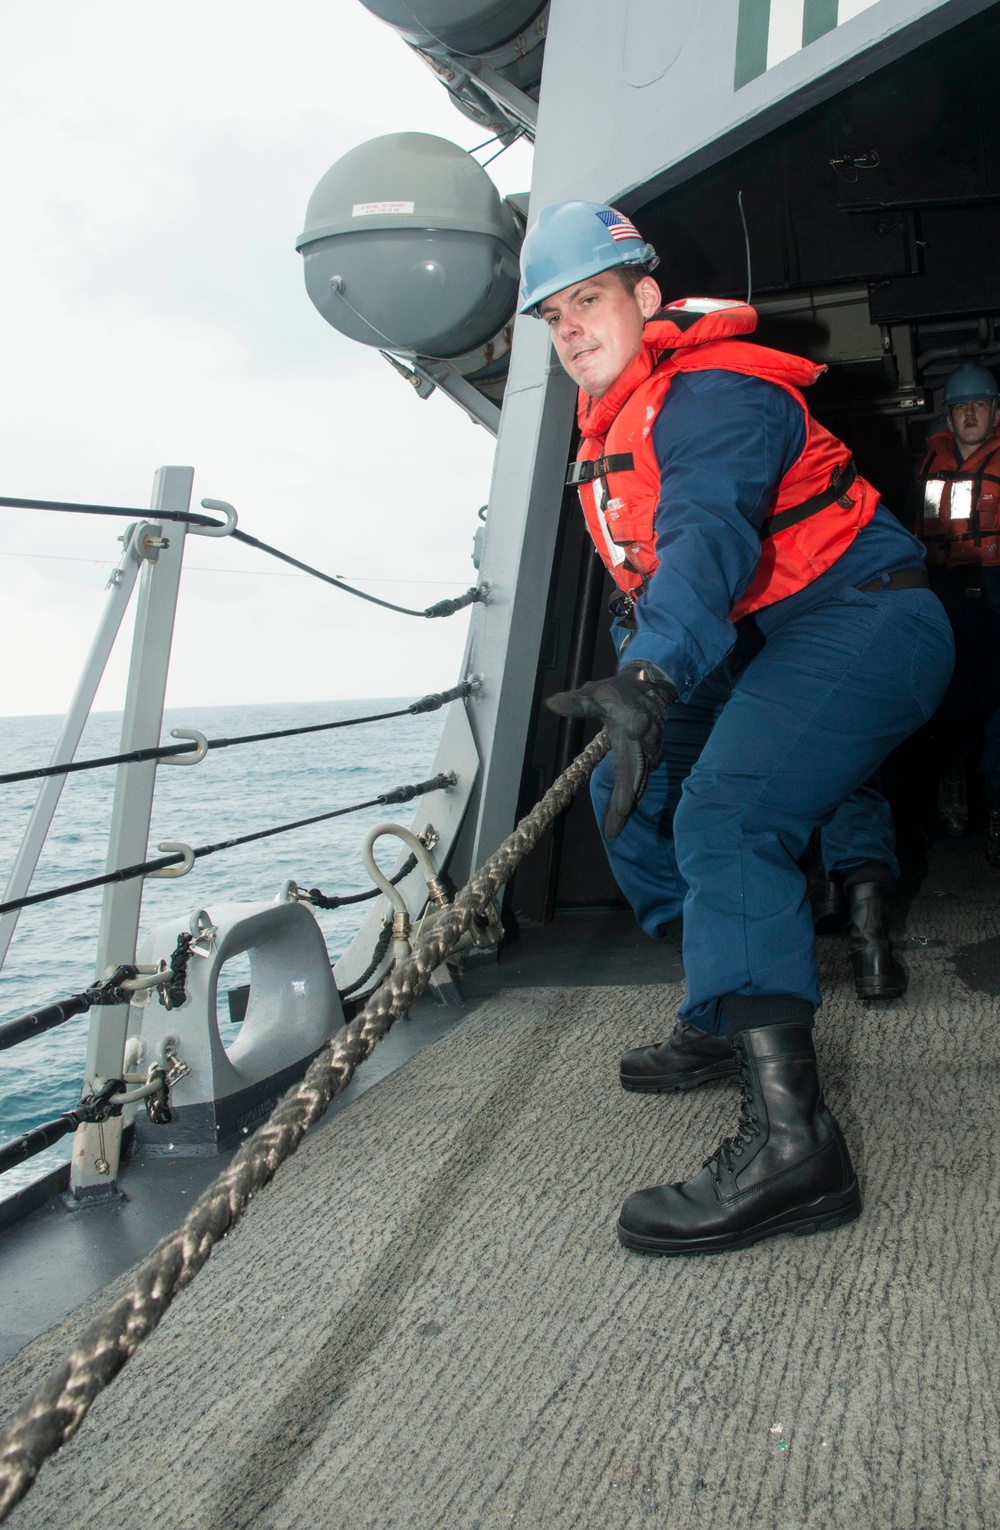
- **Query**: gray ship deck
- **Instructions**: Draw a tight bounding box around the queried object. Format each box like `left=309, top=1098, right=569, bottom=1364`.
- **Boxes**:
left=2, top=837, right=999, bottom=1529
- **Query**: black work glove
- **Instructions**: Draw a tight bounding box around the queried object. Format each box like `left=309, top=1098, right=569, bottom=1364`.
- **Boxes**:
left=547, top=662, right=677, bottom=840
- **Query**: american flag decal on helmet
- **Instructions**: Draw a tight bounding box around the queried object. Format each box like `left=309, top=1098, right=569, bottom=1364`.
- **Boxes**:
left=596, top=208, right=643, bottom=243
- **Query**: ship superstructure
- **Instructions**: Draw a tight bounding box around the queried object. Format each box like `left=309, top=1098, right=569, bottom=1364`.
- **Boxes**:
left=2, top=3, right=1000, bottom=1525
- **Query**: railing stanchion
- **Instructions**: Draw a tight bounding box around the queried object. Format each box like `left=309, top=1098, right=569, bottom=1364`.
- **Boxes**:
left=70, top=466, right=193, bottom=1204
left=0, top=527, right=146, bottom=975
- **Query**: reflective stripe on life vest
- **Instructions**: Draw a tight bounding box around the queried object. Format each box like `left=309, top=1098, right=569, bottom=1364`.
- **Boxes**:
left=918, top=428, right=1000, bottom=567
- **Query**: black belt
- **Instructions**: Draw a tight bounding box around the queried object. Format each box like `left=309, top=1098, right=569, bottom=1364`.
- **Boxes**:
left=857, top=566, right=929, bottom=594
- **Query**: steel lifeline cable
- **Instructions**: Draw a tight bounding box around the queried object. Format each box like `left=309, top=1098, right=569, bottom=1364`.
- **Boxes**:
left=0, top=1079, right=125, bottom=1177
left=338, top=920, right=396, bottom=1002
left=0, top=774, right=455, bottom=917
left=0, top=935, right=195, bottom=1056
left=305, top=853, right=418, bottom=910
left=0, top=856, right=417, bottom=1052
left=0, top=966, right=140, bottom=1055
left=0, top=935, right=195, bottom=1172
left=308, top=851, right=423, bottom=1006
left=0, top=496, right=487, bottom=620
left=0, top=683, right=474, bottom=787
left=0, top=729, right=609, bottom=1520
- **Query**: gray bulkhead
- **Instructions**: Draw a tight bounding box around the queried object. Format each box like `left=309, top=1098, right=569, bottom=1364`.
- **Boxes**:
left=459, top=0, right=995, bottom=877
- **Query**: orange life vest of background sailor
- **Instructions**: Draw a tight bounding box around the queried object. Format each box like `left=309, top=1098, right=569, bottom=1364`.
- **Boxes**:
left=917, top=425, right=1000, bottom=568
left=568, top=298, right=881, bottom=620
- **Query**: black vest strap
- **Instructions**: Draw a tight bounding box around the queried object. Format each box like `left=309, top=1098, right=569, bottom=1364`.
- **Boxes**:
left=566, top=453, right=635, bottom=487
left=760, top=459, right=858, bottom=541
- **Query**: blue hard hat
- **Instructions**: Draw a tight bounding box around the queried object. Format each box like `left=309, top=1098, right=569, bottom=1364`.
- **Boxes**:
left=943, top=363, right=1000, bottom=406
left=518, top=199, right=659, bottom=316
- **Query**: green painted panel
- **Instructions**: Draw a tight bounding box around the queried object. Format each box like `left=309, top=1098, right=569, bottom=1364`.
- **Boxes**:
left=803, top=0, right=839, bottom=45
left=734, top=0, right=771, bottom=89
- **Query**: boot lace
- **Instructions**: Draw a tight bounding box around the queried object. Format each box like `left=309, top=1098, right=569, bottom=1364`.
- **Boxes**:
left=705, top=1043, right=761, bottom=1180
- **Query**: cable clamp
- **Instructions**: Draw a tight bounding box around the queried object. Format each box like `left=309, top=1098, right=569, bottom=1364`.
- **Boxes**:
left=121, top=967, right=171, bottom=995
left=143, top=1052, right=190, bottom=1125
left=159, top=930, right=195, bottom=1008
left=92, top=964, right=141, bottom=1006
left=119, top=932, right=194, bottom=1012
left=390, top=908, right=412, bottom=963
left=70, top=1076, right=127, bottom=1127
left=188, top=910, right=218, bottom=956
left=423, top=585, right=489, bottom=619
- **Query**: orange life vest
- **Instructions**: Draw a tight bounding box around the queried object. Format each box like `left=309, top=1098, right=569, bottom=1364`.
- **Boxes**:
left=568, top=299, right=881, bottom=620
left=918, top=426, right=1000, bottom=568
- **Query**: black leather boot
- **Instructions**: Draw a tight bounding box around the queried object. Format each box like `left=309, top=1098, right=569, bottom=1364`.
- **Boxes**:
left=620, top=1023, right=738, bottom=1093
left=617, top=1021, right=860, bottom=1256
left=810, top=876, right=849, bottom=934
left=847, top=881, right=905, bottom=1000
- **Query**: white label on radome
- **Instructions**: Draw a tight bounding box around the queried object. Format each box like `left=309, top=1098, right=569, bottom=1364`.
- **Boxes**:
left=352, top=200, right=415, bottom=216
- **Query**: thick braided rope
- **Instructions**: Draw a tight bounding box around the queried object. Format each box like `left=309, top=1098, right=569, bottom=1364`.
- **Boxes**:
left=0, top=728, right=609, bottom=1522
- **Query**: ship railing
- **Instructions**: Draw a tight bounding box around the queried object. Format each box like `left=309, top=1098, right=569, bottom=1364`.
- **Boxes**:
left=0, top=770, right=458, bottom=1183
left=0, top=728, right=610, bottom=1524
left=0, top=466, right=484, bottom=1202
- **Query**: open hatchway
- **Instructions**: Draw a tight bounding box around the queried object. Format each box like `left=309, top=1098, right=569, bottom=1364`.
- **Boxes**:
left=505, top=2, right=1000, bottom=931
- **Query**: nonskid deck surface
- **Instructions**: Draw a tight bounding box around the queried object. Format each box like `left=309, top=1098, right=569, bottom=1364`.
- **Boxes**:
left=1, top=839, right=999, bottom=1530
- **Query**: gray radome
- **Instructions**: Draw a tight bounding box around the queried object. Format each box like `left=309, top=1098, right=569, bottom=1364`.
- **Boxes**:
left=296, top=134, right=522, bottom=358
left=358, top=0, right=546, bottom=55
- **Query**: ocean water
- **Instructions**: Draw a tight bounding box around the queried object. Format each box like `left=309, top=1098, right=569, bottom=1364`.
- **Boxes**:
left=0, top=699, right=446, bottom=1195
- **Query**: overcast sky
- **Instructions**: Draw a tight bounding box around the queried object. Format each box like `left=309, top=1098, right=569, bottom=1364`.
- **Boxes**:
left=0, top=2, right=534, bottom=716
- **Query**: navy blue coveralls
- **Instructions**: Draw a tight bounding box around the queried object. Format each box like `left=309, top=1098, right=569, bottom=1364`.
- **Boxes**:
left=933, top=566, right=1000, bottom=801
left=589, top=370, right=955, bottom=1035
